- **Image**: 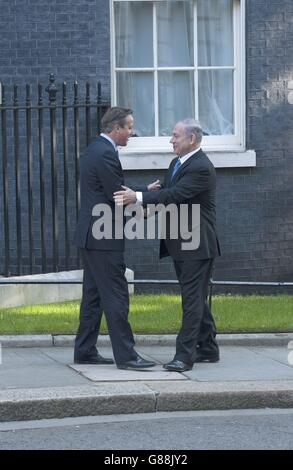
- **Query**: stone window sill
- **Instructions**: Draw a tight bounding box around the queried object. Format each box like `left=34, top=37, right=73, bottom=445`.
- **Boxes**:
left=119, top=150, right=256, bottom=170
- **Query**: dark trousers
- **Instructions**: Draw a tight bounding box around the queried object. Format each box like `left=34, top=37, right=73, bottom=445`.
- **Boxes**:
left=74, top=249, right=137, bottom=364
left=173, top=258, right=218, bottom=364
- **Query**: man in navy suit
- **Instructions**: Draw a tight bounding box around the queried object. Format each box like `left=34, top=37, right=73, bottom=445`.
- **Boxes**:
left=74, top=107, right=159, bottom=369
left=114, top=119, right=221, bottom=372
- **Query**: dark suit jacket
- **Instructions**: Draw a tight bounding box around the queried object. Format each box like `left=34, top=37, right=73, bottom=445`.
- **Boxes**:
left=142, top=149, right=221, bottom=261
left=74, top=135, right=146, bottom=251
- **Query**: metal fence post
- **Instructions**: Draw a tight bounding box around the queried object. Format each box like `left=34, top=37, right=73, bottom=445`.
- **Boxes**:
left=46, top=73, right=59, bottom=272
left=13, top=85, right=22, bottom=275
left=1, top=83, right=10, bottom=276
left=38, top=83, right=46, bottom=273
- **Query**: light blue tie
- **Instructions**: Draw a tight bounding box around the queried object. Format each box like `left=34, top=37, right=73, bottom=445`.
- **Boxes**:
left=171, top=158, right=181, bottom=180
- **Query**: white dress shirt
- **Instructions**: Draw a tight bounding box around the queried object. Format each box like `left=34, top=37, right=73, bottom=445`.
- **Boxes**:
left=100, top=133, right=118, bottom=152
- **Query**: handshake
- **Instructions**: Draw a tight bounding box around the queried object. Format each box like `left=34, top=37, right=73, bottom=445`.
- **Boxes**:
left=113, top=179, right=161, bottom=206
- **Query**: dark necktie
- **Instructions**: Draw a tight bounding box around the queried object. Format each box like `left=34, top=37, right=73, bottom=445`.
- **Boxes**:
left=171, top=158, right=181, bottom=180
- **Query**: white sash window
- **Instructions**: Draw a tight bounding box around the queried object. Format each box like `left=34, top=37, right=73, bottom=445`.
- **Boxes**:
left=111, top=0, right=245, bottom=153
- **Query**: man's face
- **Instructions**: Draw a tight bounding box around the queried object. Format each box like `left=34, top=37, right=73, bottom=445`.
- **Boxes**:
left=115, top=115, right=134, bottom=147
left=170, top=122, right=194, bottom=156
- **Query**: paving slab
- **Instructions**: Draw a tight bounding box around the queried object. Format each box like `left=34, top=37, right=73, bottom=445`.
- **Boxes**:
left=185, top=346, right=293, bottom=382
left=247, top=346, right=291, bottom=366
left=0, top=348, right=90, bottom=390
left=135, top=345, right=176, bottom=364
left=69, top=363, right=187, bottom=382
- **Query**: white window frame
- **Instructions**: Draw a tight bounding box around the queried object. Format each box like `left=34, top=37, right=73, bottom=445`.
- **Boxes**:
left=110, top=0, right=246, bottom=155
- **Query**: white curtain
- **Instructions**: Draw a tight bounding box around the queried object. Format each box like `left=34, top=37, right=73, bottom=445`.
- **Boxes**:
left=117, top=72, right=155, bottom=136
left=115, top=1, right=153, bottom=68
left=157, top=1, right=195, bottom=136
left=115, top=0, right=234, bottom=136
left=115, top=1, right=154, bottom=136
left=197, top=0, right=234, bottom=135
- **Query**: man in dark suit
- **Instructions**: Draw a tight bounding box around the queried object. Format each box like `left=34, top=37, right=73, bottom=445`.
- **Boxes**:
left=114, top=119, right=221, bottom=372
left=74, top=107, right=159, bottom=370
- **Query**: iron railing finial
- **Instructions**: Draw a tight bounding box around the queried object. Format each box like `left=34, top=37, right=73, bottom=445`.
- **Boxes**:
left=45, top=73, right=59, bottom=104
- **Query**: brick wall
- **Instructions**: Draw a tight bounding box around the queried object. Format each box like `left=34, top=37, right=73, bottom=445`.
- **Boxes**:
left=0, top=0, right=110, bottom=96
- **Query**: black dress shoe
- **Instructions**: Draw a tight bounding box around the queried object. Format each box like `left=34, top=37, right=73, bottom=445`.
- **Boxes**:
left=117, top=356, right=156, bottom=370
left=163, top=359, right=193, bottom=372
left=194, top=352, right=219, bottom=363
left=74, top=353, right=114, bottom=365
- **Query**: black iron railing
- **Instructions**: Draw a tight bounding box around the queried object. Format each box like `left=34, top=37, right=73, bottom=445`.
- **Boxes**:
left=0, top=74, right=109, bottom=277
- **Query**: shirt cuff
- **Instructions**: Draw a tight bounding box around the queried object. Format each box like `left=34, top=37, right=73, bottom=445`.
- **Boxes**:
left=136, top=192, right=143, bottom=204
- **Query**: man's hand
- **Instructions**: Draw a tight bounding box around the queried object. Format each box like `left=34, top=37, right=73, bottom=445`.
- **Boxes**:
left=147, top=179, right=161, bottom=192
left=114, top=186, right=137, bottom=206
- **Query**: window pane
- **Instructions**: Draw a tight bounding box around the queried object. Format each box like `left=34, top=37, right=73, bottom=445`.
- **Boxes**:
left=115, top=1, right=153, bottom=68
left=116, top=72, right=155, bottom=136
left=197, top=0, right=234, bottom=66
left=198, top=70, right=234, bottom=135
left=157, top=1, right=194, bottom=67
left=159, top=72, right=195, bottom=136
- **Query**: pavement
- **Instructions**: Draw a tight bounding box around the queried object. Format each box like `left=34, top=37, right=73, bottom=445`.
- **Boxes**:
left=0, top=333, right=293, bottom=422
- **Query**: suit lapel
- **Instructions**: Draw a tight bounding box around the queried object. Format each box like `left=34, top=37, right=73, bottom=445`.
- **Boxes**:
left=166, top=159, right=177, bottom=187
left=168, top=149, right=202, bottom=185
left=99, top=135, right=118, bottom=154
left=97, top=136, right=123, bottom=178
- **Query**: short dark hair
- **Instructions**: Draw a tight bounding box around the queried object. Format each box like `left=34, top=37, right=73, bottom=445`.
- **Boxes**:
left=101, top=107, right=133, bottom=133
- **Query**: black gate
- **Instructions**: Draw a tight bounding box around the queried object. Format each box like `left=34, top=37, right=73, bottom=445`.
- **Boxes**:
left=0, top=74, right=109, bottom=277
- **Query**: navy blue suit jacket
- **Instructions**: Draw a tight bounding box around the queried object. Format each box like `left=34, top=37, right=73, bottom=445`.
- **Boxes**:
left=142, top=149, right=221, bottom=260
left=74, top=136, right=146, bottom=251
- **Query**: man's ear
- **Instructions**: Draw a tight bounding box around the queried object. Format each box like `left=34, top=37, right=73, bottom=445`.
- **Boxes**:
left=191, top=133, right=196, bottom=145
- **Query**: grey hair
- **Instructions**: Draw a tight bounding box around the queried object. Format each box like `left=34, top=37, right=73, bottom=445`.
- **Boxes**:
left=181, top=119, right=203, bottom=144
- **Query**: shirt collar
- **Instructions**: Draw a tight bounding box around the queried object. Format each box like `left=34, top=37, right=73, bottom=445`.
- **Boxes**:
left=179, top=147, right=201, bottom=165
left=100, top=133, right=118, bottom=152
